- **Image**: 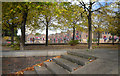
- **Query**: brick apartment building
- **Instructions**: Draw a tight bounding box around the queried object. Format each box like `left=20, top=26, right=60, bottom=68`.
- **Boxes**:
left=26, top=33, right=46, bottom=43
left=26, top=31, right=119, bottom=43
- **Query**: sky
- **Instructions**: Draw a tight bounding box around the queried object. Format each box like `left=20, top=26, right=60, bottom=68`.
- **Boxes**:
left=17, top=28, right=62, bottom=35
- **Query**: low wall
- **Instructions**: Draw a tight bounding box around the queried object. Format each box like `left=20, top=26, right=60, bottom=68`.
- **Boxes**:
left=25, top=43, right=119, bottom=46
left=2, top=50, right=67, bottom=57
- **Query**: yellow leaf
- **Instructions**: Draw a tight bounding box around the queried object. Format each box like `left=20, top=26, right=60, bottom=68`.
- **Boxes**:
left=36, top=5, right=40, bottom=8
left=10, top=9, right=13, bottom=12
left=17, top=6, right=20, bottom=8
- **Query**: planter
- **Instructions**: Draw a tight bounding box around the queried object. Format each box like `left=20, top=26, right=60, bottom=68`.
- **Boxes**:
left=69, top=40, right=79, bottom=46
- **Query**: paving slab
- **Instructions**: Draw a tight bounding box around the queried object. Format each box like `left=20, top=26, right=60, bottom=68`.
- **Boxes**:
left=72, top=58, right=118, bottom=74
left=71, top=48, right=118, bottom=74
left=34, top=66, right=52, bottom=74
left=68, top=51, right=97, bottom=59
left=61, top=54, right=88, bottom=66
left=24, top=71, right=37, bottom=76
left=53, top=58, right=80, bottom=72
left=44, top=62, right=69, bottom=74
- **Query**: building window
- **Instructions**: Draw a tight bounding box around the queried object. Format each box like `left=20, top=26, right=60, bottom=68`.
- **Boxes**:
left=105, top=32, right=107, bottom=34
left=79, top=35, right=81, bottom=38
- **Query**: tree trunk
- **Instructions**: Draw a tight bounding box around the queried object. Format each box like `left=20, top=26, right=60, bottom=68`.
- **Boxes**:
left=97, top=25, right=100, bottom=45
left=21, top=8, right=28, bottom=50
left=88, top=1, right=92, bottom=50
left=118, top=35, right=120, bottom=43
left=46, top=24, right=48, bottom=46
left=112, top=33, right=114, bottom=45
left=11, top=26, right=14, bottom=45
left=73, top=26, right=75, bottom=40
left=88, top=13, right=92, bottom=49
left=97, top=31, right=100, bottom=45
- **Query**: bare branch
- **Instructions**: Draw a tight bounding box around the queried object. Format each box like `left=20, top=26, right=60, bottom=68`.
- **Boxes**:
left=3, top=23, right=9, bottom=28
left=79, top=1, right=89, bottom=11
left=91, top=1, right=106, bottom=13
left=98, top=11, right=104, bottom=14
left=81, top=10, right=88, bottom=17
left=91, top=2, right=96, bottom=5
left=75, top=16, right=81, bottom=23
left=91, top=0, right=99, bottom=5
left=48, top=16, right=52, bottom=25
left=43, top=21, right=47, bottom=25
left=92, top=7, right=101, bottom=12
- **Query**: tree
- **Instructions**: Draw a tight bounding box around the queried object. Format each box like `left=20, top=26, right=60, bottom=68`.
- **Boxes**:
left=78, top=0, right=111, bottom=49
left=58, top=3, right=86, bottom=40
left=92, top=13, right=105, bottom=45
left=3, top=2, right=38, bottom=50
left=100, top=2, right=119, bottom=44
left=35, top=2, right=59, bottom=46
left=15, top=2, right=39, bottom=50
left=2, top=2, right=22, bottom=45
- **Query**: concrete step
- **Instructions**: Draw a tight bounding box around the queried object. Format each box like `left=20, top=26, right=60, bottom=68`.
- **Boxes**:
left=44, top=62, right=69, bottom=74
left=53, top=58, right=81, bottom=72
left=61, top=54, right=88, bottom=66
left=68, top=51, right=97, bottom=60
left=34, top=66, right=52, bottom=75
left=24, top=70, right=37, bottom=76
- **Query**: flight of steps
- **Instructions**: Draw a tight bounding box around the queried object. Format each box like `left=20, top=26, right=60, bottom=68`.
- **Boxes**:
left=24, top=51, right=97, bottom=76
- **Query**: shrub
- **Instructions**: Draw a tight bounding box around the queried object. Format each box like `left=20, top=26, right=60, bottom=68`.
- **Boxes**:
left=13, top=44, right=20, bottom=50
left=69, top=40, right=79, bottom=46
left=11, top=36, right=20, bottom=50
left=79, top=39, right=82, bottom=42
left=92, top=39, right=98, bottom=42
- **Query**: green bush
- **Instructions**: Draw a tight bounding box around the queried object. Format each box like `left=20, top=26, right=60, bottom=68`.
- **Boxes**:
left=14, top=36, right=20, bottom=50
left=15, top=36, right=20, bottom=44
left=13, top=45, right=20, bottom=50
left=11, top=36, right=20, bottom=50
left=79, top=39, right=82, bottom=42
left=69, top=40, right=79, bottom=46
left=92, top=39, right=98, bottom=42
